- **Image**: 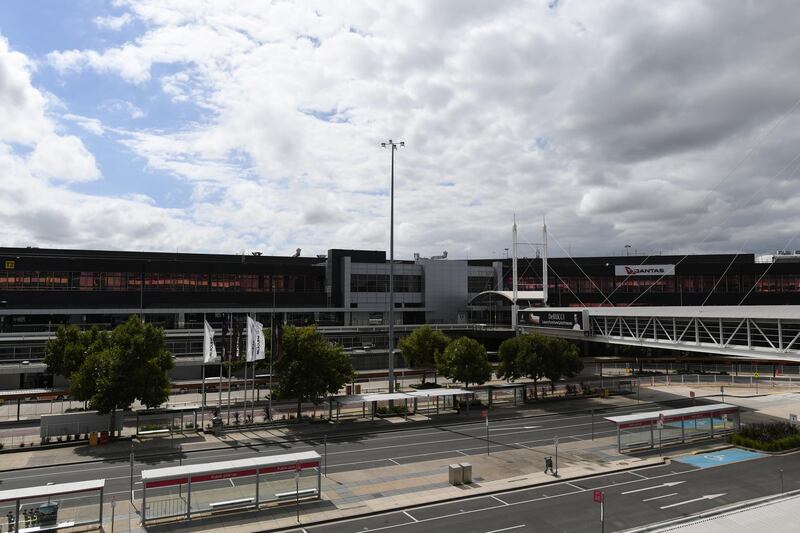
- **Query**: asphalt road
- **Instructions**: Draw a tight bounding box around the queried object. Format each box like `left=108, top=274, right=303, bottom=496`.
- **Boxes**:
left=292, top=451, right=799, bottom=533
left=0, top=401, right=675, bottom=500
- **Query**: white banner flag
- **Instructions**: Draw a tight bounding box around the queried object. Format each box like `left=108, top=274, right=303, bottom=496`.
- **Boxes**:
left=203, top=320, right=218, bottom=364
left=246, top=316, right=255, bottom=362
left=254, top=319, right=266, bottom=361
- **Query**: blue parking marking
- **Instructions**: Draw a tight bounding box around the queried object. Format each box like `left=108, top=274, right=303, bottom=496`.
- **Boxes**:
left=675, top=448, right=764, bottom=469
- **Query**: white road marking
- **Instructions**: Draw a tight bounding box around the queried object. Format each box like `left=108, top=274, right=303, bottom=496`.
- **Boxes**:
left=628, top=471, right=649, bottom=479
left=489, top=426, right=540, bottom=431
left=402, top=511, right=418, bottom=522
left=621, top=481, right=685, bottom=494
left=642, top=492, right=678, bottom=502
left=660, top=493, right=726, bottom=509
left=484, top=525, right=526, bottom=533
left=566, top=482, right=584, bottom=491
left=491, top=495, right=509, bottom=505
left=388, top=459, right=400, bottom=465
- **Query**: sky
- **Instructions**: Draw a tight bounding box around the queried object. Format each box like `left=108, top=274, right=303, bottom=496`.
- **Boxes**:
left=1, top=1, right=800, bottom=260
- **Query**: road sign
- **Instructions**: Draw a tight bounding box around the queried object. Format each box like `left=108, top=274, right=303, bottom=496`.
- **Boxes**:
left=754, top=372, right=760, bottom=379
left=690, top=391, right=695, bottom=398
left=790, top=414, right=798, bottom=426
left=720, top=386, right=724, bottom=393
left=657, top=414, right=664, bottom=430
left=481, top=409, right=488, bottom=418
left=593, top=490, right=603, bottom=503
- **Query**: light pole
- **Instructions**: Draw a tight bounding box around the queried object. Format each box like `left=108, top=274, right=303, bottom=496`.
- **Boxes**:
left=381, top=139, right=404, bottom=395
left=625, top=244, right=631, bottom=256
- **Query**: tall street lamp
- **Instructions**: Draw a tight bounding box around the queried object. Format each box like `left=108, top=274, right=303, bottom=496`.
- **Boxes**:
left=381, top=139, right=404, bottom=394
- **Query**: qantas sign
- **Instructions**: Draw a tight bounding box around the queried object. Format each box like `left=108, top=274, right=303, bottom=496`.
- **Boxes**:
left=614, top=264, right=675, bottom=277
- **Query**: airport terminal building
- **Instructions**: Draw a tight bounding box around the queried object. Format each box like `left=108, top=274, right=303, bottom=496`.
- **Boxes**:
left=1, top=246, right=799, bottom=387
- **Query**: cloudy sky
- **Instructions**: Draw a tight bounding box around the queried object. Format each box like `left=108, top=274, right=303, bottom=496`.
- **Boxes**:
left=1, top=0, right=799, bottom=259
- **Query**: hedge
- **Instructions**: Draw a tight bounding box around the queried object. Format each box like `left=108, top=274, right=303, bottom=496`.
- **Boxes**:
left=730, top=432, right=800, bottom=452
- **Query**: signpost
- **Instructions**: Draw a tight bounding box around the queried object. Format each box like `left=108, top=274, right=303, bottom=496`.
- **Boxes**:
left=594, top=490, right=604, bottom=533
left=554, top=436, right=559, bottom=476
left=657, top=414, right=664, bottom=449
left=295, top=463, right=300, bottom=522
left=790, top=414, right=798, bottom=426
left=483, top=409, right=489, bottom=455
left=720, top=386, right=725, bottom=404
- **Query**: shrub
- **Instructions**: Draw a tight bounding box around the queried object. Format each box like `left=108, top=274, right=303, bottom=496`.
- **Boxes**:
left=376, top=406, right=389, bottom=415
left=730, top=422, right=800, bottom=452
left=739, top=422, right=798, bottom=442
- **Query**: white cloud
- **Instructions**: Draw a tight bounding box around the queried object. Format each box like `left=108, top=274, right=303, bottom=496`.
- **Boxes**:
left=93, top=13, right=133, bottom=31
left=26, top=1, right=800, bottom=257
left=63, top=113, right=105, bottom=135
left=28, top=134, right=101, bottom=182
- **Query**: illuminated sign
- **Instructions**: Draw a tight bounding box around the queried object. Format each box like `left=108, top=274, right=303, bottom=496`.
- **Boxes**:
left=3, top=260, right=14, bottom=270
left=521, top=309, right=588, bottom=331
left=614, top=264, right=675, bottom=276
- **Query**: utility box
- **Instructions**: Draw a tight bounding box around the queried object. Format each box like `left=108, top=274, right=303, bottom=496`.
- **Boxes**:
left=211, top=416, right=223, bottom=437
left=448, top=464, right=463, bottom=485
left=460, top=463, right=473, bottom=484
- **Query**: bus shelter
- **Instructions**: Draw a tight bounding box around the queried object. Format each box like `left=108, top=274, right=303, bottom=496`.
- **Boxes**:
left=331, top=389, right=474, bottom=420
left=0, top=479, right=105, bottom=532
left=140, top=450, right=321, bottom=525
left=605, top=403, right=740, bottom=452
left=406, top=388, right=473, bottom=415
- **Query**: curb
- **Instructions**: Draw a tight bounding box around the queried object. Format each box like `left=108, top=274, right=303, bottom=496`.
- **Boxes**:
left=267, top=458, right=668, bottom=532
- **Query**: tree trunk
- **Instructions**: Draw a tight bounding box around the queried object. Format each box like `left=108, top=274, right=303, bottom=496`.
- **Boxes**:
left=109, top=408, right=116, bottom=438
left=532, top=378, right=539, bottom=400
left=297, top=398, right=302, bottom=419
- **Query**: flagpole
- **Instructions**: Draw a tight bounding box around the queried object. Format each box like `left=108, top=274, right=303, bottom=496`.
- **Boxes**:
left=227, top=314, right=233, bottom=425
left=201, top=314, right=206, bottom=430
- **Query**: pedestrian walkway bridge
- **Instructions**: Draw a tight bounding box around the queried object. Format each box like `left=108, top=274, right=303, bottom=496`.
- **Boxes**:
left=521, top=306, right=800, bottom=362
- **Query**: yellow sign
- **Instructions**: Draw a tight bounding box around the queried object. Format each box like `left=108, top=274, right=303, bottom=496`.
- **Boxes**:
left=754, top=372, right=760, bottom=379
left=3, top=260, right=14, bottom=270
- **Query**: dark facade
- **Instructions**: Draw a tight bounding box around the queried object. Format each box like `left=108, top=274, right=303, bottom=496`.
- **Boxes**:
left=502, top=253, right=800, bottom=307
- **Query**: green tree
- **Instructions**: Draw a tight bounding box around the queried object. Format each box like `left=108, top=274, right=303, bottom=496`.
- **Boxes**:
left=435, top=337, right=492, bottom=388
left=398, top=325, right=451, bottom=383
left=542, top=338, right=583, bottom=392
left=274, top=326, right=354, bottom=418
left=497, top=333, right=583, bottom=399
left=71, top=316, right=174, bottom=434
left=44, top=325, right=110, bottom=379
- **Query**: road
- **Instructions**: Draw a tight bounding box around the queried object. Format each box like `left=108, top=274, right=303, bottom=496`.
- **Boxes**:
left=0, top=400, right=677, bottom=500
left=291, top=450, right=799, bottom=533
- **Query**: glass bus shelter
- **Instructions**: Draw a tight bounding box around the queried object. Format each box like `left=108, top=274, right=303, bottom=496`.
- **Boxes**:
left=141, top=450, right=321, bottom=525
left=0, top=479, right=105, bottom=532
left=605, top=403, right=740, bottom=452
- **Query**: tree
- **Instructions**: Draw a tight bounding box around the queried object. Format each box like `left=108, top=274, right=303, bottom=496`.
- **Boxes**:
left=542, top=338, right=583, bottom=392
left=497, top=333, right=583, bottom=399
left=44, top=325, right=110, bottom=379
left=398, top=325, right=451, bottom=383
left=70, top=316, right=174, bottom=433
left=274, top=326, right=354, bottom=418
left=435, top=337, right=492, bottom=388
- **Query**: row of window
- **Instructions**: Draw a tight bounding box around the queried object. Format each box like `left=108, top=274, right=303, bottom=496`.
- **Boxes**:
left=512, top=275, right=800, bottom=294
left=350, top=274, right=423, bottom=293
left=468, top=276, right=495, bottom=293
left=0, top=271, right=325, bottom=293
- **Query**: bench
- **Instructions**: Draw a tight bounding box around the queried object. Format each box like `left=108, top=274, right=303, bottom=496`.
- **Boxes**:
left=209, top=497, right=254, bottom=509
left=275, top=488, right=318, bottom=499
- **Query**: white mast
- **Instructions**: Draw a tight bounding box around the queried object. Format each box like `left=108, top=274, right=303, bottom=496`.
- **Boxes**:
left=512, top=215, right=518, bottom=331
left=542, top=215, right=548, bottom=307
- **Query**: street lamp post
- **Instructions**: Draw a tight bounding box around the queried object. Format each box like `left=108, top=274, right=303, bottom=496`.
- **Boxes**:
left=381, top=139, right=404, bottom=395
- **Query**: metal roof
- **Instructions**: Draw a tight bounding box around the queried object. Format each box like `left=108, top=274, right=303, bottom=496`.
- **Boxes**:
left=334, top=392, right=412, bottom=404
left=405, top=388, right=472, bottom=398
left=470, top=291, right=544, bottom=304
left=605, top=403, right=737, bottom=424
left=534, top=306, right=800, bottom=320
left=141, top=450, right=320, bottom=482
left=0, top=479, right=104, bottom=502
